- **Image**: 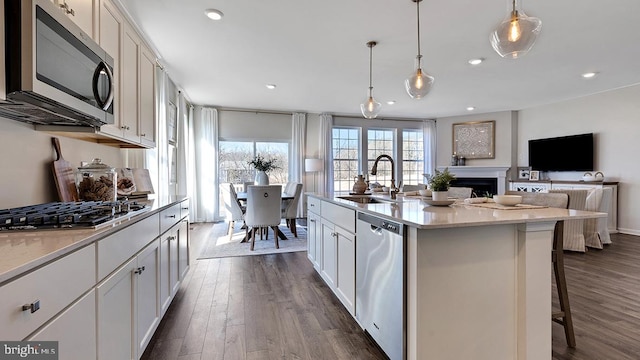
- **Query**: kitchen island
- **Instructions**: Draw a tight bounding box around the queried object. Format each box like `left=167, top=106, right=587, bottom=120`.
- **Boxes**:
left=308, top=193, right=606, bottom=360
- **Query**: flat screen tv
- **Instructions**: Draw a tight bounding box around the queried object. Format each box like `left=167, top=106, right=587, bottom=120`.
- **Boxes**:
left=528, top=133, right=594, bottom=172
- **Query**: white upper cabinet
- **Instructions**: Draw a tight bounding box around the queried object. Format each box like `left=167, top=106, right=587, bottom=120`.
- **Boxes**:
left=53, top=0, right=96, bottom=38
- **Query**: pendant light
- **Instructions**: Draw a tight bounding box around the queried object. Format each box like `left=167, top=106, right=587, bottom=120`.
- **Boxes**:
left=361, top=41, right=382, bottom=119
left=405, top=0, right=434, bottom=99
left=490, top=0, right=542, bottom=59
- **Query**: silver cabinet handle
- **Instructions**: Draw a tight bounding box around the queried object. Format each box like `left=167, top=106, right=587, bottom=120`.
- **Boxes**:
left=167, top=215, right=176, bottom=218
left=22, top=300, right=40, bottom=313
left=134, top=266, right=145, bottom=275
left=167, top=236, right=176, bottom=241
left=141, top=133, right=146, bottom=137
left=59, top=2, right=75, bottom=15
left=309, top=219, right=316, bottom=223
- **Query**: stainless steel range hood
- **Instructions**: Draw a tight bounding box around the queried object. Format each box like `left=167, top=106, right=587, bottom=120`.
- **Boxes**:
left=0, top=92, right=105, bottom=128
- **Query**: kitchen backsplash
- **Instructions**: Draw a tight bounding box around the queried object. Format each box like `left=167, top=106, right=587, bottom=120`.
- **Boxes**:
left=0, top=117, right=125, bottom=208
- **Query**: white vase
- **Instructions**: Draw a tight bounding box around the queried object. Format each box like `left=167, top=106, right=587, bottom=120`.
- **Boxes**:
left=432, top=190, right=448, bottom=201
left=255, top=171, right=269, bottom=185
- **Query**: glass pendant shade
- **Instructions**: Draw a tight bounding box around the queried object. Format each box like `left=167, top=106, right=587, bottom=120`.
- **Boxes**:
left=490, top=1, right=542, bottom=59
left=405, top=55, right=434, bottom=99
left=361, top=88, right=382, bottom=119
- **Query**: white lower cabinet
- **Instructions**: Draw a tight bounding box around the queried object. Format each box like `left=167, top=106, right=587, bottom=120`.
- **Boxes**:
left=28, top=289, right=97, bottom=360
left=98, top=239, right=160, bottom=360
left=315, top=199, right=356, bottom=315
left=178, top=219, right=190, bottom=281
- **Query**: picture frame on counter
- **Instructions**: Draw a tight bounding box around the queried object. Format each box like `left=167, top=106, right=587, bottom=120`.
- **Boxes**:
left=518, top=166, right=531, bottom=180
left=452, top=120, right=495, bottom=159
left=529, top=170, right=540, bottom=181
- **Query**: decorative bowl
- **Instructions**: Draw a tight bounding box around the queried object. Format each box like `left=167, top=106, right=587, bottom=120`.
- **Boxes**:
left=371, top=187, right=383, bottom=192
left=418, top=189, right=432, bottom=197
left=493, top=195, right=523, bottom=206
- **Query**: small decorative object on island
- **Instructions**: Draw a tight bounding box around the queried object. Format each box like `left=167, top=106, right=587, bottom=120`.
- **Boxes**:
left=451, top=154, right=458, bottom=166
left=353, top=174, right=368, bottom=194
left=426, top=167, right=456, bottom=201
left=248, top=155, right=279, bottom=185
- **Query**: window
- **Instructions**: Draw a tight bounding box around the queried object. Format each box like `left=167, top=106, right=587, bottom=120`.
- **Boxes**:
left=218, top=140, right=289, bottom=217
left=332, top=128, right=360, bottom=192
left=402, top=130, right=424, bottom=185
left=330, top=120, right=427, bottom=191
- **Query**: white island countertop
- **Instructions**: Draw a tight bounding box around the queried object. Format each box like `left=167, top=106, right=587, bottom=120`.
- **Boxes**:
left=310, top=192, right=606, bottom=229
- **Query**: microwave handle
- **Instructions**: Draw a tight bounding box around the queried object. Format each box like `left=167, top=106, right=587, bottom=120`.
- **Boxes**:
left=92, top=62, right=115, bottom=111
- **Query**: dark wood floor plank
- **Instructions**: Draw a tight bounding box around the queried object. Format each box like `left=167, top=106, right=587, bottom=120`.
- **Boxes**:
left=142, top=223, right=640, bottom=360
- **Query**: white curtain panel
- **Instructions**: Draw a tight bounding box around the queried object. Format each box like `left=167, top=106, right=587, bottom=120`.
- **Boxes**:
left=423, top=119, right=437, bottom=178
left=192, top=106, right=219, bottom=222
left=292, top=112, right=306, bottom=217
left=319, top=113, right=333, bottom=194
left=186, top=105, right=196, bottom=222
left=176, top=92, right=189, bottom=198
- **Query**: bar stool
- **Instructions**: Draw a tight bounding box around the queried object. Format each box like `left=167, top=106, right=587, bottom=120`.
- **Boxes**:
left=507, top=191, right=576, bottom=347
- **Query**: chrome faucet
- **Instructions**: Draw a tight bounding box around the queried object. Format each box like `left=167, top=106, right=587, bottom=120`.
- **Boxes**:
left=371, top=154, right=398, bottom=199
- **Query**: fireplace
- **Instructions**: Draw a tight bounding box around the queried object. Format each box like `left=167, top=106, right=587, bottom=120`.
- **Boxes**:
left=451, top=178, right=497, bottom=197
left=437, top=166, right=510, bottom=195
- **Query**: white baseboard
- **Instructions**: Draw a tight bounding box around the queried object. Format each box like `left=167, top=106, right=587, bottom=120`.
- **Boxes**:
left=617, top=228, right=640, bottom=237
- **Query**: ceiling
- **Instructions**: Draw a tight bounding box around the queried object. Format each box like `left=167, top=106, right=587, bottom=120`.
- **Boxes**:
left=118, top=0, right=640, bottom=119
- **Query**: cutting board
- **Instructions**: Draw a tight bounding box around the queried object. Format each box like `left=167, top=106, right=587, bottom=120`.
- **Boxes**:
left=51, top=137, right=79, bottom=202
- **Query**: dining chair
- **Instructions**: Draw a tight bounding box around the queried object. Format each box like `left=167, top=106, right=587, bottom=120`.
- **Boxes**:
left=245, top=185, right=282, bottom=250
left=549, top=189, right=589, bottom=252
left=281, top=183, right=303, bottom=237
left=507, top=190, right=575, bottom=348
left=401, top=184, right=426, bottom=192
left=583, top=187, right=612, bottom=249
left=243, top=181, right=255, bottom=192
left=223, top=183, right=245, bottom=241
left=447, top=186, right=473, bottom=199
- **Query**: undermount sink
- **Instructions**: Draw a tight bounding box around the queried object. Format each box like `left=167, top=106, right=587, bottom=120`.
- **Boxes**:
left=337, top=196, right=393, bottom=204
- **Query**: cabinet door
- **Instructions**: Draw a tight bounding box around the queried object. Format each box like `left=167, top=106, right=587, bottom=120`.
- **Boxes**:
left=28, top=289, right=96, bottom=360
left=136, top=240, right=160, bottom=358
left=121, top=22, right=140, bottom=143
left=97, top=257, right=135, bottom=360
left=139, top=44, right=156, bottom=147
left=55, top=0, right=95, bottom=38
left=159, top=233, right=171, bottom=315
left=178, top=220, right=190, bottom=281
left=320, top=220, right=337, bottom=289
left=307, top=212, right=319, bottom=267
left=336, top=227, right=355, bottom=315
left=98, top=0, right=123, bottom=137
left=169, top=227, right=180, bottom=295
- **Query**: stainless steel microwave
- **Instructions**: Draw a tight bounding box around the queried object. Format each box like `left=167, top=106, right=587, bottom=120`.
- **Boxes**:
left=1, top=0, right=114, bottom=128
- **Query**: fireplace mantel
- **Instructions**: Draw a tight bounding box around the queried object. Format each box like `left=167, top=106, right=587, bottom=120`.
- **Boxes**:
left=436, top=166, right=511, bottom=194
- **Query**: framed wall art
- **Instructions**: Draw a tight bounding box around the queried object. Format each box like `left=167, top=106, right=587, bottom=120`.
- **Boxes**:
left=518, top=166, right=531, bottom=180
left=452, top=120, right=495, bottom=159
left=529, top=170, right=540, bottom=181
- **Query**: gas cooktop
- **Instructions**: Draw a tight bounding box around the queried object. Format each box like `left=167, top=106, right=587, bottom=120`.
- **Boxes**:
left=0, top=201, right=148, bottom=231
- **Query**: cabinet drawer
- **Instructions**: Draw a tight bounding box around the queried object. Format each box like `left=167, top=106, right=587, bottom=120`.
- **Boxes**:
left=180, top=199, right=190, bottom=220
left=0, top=244, right=95, bottom=340
left=321, top=201, right=355, bottom=233
left=160, top=203, right=181, bottom=235
left=98, top=213, right=159, bottom=281
left=308, top=197, right=321, bottom=214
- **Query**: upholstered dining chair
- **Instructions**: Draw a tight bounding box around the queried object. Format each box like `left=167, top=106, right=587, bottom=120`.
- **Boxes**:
left=583, top=187, right=613, bottom=249
left=401, top=184, right=426, bottom=192
left=223, top=183, right=245, bottom=241
left=447, top=186, right=473, bottom=199
left=549, top=189, right=589, bottom=252
left=507, top=190, right=575, bottom=348
left=281, top=183, right=303, bottom=237
left=245, top=185, right=282, bottom=250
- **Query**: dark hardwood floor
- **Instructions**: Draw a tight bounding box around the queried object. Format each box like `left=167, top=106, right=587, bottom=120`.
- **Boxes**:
left=142, top=223, right=640, bottom=360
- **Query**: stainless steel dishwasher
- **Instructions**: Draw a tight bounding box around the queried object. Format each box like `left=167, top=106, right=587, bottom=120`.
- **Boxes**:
left=356, top=212, right=405, bottom=360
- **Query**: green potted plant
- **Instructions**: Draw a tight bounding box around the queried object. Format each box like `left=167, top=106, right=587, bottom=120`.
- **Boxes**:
left=425, top=168, right=456, bottom=201
left=248, top=155, right=279, bottom=185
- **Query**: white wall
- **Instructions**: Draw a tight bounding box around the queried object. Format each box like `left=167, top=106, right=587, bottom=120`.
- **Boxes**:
left=0, top=118, right=125, bottom=208
left=436, top=111, right=517, bottom=172
left=519, top=84, right=640, bottom=235
left=218, top=110, right=291, bottom=140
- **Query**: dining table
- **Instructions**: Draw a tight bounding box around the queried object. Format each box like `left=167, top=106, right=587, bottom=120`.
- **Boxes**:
left=235, top=191, right=295, bottom=241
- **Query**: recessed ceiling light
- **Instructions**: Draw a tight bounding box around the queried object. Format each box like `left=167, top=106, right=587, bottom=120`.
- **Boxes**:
left=387, top=100, right=396, bottom=105
left=204, top=9, right=224, bottom=20
left=582, top=72, right=598, bottom=79
left=266, top=84, right=276, bottom=89
left=466, top=106, right=475, bottom=111
left=468, top=58, right=484, bottom=65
